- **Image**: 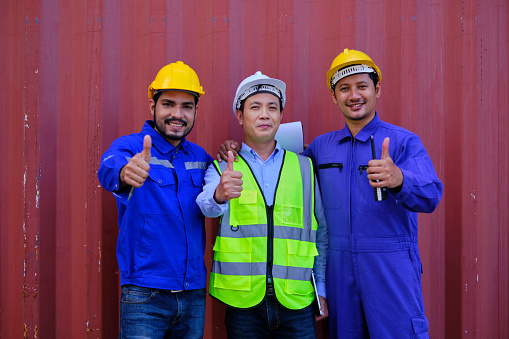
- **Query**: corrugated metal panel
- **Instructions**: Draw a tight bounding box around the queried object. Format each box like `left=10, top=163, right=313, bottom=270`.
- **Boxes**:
left=1, top=0, right=507, bottom=337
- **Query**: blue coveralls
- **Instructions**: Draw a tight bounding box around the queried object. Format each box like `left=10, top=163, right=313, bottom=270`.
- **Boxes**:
left=302, top=114, right=443, bottom=338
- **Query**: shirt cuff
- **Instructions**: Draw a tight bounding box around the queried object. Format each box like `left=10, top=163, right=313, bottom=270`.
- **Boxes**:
left=317, top=280, right=327, bottom=299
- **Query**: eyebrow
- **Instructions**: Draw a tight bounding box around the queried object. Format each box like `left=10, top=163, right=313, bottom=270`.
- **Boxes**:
left=250, top=100, right=279, bottom=106
left=339, top=80, right=369, bottom=87
left=160, top=99, right=195, bottom=106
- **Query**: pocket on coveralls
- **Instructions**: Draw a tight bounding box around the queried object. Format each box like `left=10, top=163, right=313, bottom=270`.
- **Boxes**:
left=411, top=315, right=429, bottom=335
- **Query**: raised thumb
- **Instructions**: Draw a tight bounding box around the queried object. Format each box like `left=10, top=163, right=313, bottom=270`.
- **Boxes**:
left=141, top=135, right=152, bottom=163
left=381, top=137, right=390, bottom=159
left=226, top=150, right=234, bottom=172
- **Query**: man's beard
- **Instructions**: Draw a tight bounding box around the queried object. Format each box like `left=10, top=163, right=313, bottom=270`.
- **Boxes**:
left=154, top=112, right=196, bottom=142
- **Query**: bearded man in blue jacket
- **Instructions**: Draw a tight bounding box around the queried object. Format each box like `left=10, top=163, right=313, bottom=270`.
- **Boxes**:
left=98, top=61, right=213, bottom=338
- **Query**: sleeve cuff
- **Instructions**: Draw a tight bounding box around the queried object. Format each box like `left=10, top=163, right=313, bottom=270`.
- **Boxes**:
left=317, top=280, right=327, bottom=299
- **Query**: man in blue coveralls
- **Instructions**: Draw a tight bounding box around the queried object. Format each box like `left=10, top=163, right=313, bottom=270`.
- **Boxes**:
left=98, top=61, right=213, bottom=338
left=302, top=49, right=443, bottom=338
left=218, top=49, right=443, bottom=338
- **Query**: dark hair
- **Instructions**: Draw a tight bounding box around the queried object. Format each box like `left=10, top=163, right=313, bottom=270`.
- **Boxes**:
left=369, top=72, right=379, bottom=87
left=331, top=68, right=379, bottom=92
left=237, top=94, right=283, bottom=113
left=153, top=90, right=199, bottom=106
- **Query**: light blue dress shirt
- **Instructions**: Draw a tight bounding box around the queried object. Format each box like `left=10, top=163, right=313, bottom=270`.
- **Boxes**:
left=196, top=142, right=328, bottom=298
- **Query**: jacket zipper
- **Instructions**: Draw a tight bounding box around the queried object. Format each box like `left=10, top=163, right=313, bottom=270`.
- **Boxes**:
left=266, top=205, right=274, bottom=286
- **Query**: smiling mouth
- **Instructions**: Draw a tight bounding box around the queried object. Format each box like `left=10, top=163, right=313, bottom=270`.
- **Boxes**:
left=165, top=119, right=187, bottom=128
left=348, top=102, right=365, bottom=108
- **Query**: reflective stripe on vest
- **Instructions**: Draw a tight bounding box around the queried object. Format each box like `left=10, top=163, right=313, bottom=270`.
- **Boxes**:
left=209, top=150, right=318, bottom=309
left=214, top=223, right=316, bottom=243
left=212, top=261, right=312, bottom=281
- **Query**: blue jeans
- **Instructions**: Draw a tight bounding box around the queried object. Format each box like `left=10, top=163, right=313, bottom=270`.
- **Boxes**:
left=119, top=285, right=206, bottom=339
left=224, top=295, right=316, bottom=338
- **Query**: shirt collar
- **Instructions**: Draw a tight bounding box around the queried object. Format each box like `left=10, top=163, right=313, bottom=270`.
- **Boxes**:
left=336, top=112, right=381, bottom=142
left=142, top=120, right=189, bottom=155
left=239, top=141, right=282, bottom=163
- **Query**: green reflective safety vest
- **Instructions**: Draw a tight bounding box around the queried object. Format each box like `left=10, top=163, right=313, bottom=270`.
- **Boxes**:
left=210, top=150, right=319, bottom=309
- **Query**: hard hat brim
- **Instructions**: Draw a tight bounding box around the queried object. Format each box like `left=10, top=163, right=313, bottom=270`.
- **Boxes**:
left=233, top=77, right=286, bottom=115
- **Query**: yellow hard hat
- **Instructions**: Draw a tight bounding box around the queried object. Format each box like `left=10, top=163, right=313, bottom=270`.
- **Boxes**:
left=326, top=49, right=382, bottom=92
left=148, top=61, right=205, bottom=99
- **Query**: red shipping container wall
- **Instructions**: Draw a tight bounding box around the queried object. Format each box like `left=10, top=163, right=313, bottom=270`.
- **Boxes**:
left=1, top=0, right=508, bottom=338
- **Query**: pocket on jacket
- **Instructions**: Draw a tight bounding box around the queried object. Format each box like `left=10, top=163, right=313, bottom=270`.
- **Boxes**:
left=212, top=237, right=253, bottom=291
left=285, top=240, right=316, bottom=295
left=147, top=167, right=175, bottom=187
left=212, top=237, right=253, bottom=263
left=230, top=190, right=258, bottom=225
left=137, top=214, right=174, bottom=259
left=190, top=171, right=205, bottom=187
left=213, top=273, right=252, bottom=292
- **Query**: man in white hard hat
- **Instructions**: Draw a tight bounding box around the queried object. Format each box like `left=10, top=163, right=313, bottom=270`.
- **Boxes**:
left=217, top=50, right=443, bottom=338
left=98, top=61, right=213, bottom=338
left=196, top=71, right=329, bottom=338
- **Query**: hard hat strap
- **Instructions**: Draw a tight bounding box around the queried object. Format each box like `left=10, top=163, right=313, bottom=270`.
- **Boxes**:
left=330, top=64, right=376, bottom=89
left=235, top=84, right=282, bottom=110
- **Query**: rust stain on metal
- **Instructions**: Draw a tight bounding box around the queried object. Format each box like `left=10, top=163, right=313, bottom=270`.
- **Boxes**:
left=23, top=284, right=30, bottom=299
left=98, top=241, right=102, bottom=272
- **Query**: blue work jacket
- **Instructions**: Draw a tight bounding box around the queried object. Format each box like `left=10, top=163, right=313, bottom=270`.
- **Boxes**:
left=98, top=121, right=213, bottom=290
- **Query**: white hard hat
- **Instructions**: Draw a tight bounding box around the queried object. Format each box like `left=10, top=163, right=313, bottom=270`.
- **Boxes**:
left=232, top=71, right=286, bottom=116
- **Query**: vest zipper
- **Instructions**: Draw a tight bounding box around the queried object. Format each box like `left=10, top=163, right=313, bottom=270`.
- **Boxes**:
left=266, top=205, right=274, bottom=286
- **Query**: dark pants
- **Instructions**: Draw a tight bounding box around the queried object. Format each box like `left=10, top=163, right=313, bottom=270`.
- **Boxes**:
left=225, top=295, right=316, bottom=338
left=119, top=285, right=206, bottom=339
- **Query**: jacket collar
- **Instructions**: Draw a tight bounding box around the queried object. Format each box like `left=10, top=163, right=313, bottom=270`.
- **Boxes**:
left=336, top=113, right=381, bottom=143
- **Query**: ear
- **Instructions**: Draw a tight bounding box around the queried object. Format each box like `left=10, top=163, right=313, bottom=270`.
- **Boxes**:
left=375, top=83, right=381, bottom=98
left=149, top=99, right=156, bottom=117
left=331, top=90, right=338, bottom=105
left=235, top=110, right=244, bottom=126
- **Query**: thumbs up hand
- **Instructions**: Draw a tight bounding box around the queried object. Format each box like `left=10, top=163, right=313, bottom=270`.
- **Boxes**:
left=214, top=151, right=243, bottom=203
left=367, top=137, right=403, bottom=189
left=120, top=135, right=152, bottom=188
